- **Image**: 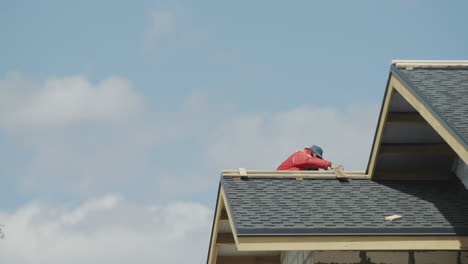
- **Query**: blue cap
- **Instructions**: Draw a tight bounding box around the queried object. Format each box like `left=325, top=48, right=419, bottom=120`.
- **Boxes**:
left=307, top=145, right=323, bottom=159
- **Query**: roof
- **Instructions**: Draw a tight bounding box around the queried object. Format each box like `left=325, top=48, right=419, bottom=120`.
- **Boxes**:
left=207, top=61, right=468, bottom=260
left=221, top=176, right=468, bottom=236
left=367, top=60, right=468, bottom=179
left=391, top=64, right=468, bottom=148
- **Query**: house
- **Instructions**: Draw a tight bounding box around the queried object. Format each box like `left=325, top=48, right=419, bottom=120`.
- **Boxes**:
left=206, top=60, right=468, bottom=264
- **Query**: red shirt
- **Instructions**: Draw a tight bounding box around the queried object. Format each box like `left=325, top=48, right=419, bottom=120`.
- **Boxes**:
left=277, top=149, right=331, bottom=170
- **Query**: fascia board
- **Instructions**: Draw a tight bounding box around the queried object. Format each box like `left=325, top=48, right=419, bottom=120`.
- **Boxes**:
left=392, top=60, right=468, bottom=68
left=206, top=184, right=222, bottom=264
left=365, top=68, right=394, bottom=177
left=236, top=235, right=468, bottom=251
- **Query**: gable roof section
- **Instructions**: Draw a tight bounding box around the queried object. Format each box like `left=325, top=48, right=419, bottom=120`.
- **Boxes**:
left=367, top=61, right=468, bottom=180
left=391, top=65, right=468, bottom=148
left=222, top=176, right=468, bottom=236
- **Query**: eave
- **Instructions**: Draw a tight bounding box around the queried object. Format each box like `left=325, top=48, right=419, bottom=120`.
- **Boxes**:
left=236, top=235, right=468, bottom=251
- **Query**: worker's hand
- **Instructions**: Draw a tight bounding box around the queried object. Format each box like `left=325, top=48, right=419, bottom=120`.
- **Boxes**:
left=330, top=163, right=339, bottom=170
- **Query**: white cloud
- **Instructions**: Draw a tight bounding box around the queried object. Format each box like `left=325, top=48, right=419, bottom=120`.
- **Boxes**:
left=0, top=73, right=142, bottom=128
left=0, top=74, right=380, bottom=263
left=0, top=196, right=212, bottom=264
left=149, top=11, right=173, bottom=35
left=143, top=10, right=173, bottom=49
left=203, top=104, right=379, bottom=171
left=0, top=73, right=379, bottom=198
left=0, top=73, right=156, bottom=194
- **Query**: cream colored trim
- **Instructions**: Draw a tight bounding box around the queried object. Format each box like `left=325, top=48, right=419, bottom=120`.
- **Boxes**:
left=393, top=60, right=468, bottom=68
left=221, top=170, right=368, bottom=179
left=222, top=170, right=366, bottom=175
left=368, top=77, right=396, bottom=179
left=236, top=236, right=468, bottom=251
left=392, top=76, right=468, bottom=164
left=224, top=174, right=369, bottom=179
left=207, top=191, right=224, bottom=264
left=332, top=166, right=349, bottom=179
left=238, top=168, right=247, bottom=176
left=220, top=187, right=239, bottom=246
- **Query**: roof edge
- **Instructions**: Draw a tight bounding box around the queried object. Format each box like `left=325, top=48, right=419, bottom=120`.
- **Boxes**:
left=365, top=67, right=394, bottom=175
left=392, top=60, right=468, bottom=68
left=220, top=177, right=241, bottom=238
left=236, top=235, right=468, bottom=251
left=206, top=183, right=222, bottom=264
left=221, top=169, right=369, bottom=180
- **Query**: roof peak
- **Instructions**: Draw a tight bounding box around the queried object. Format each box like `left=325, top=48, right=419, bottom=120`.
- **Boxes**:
left=392, top=60, right=468, bottom=69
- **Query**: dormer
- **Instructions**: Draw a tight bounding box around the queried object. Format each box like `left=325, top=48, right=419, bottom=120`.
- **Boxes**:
left=367, top=60, right=468, bottom=186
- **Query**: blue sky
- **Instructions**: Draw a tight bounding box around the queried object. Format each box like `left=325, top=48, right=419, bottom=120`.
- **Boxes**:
left=1, top=1, right=468, bottom=263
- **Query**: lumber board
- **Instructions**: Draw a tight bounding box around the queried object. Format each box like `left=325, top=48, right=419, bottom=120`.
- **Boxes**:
left=223, top=174, right=369, bottom=179
left=221, top=170, right=366, bottom=175
left=385, top=214, right=403, bottom=221
left=239, top=168, right=247, bottom=176
left=333, top=166, right=349, bottom=179
left=237, top=236, right=468, bottom=251
left=222, top=169, right=369, bottom=179
left=393, top=60, right=468, bottom=68
left=367, top=78, right=396, bottom=179
left=207, top=190, right=225, bottom=264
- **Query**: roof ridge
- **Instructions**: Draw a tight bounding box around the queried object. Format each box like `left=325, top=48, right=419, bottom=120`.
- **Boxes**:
left=392, top=60, right=468, bottom=69
left=221, top=169, right=369, bottom=179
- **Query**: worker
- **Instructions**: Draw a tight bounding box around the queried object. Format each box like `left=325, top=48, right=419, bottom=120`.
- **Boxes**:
left=277, top=145, right=339, bottom=171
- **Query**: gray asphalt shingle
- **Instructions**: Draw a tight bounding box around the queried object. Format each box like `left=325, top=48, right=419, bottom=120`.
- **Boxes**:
left=221, top=177, right=468, bottom=236
left=393, top=67, right=468, bottom=147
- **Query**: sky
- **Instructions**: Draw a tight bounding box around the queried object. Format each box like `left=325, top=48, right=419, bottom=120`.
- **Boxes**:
left=1, top=0, right=468, bottom=263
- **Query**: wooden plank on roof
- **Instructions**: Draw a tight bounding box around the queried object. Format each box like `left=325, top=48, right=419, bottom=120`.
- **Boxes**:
left=385, top=214, right=403, bottom=221
left=221, top=170, right=369, bottom=179
left=221, top=170, right=366, bottom=175
left=224, top=174, right=368, bottom=178
left=239, top=168, right=247, bottom=176
left=333, top=166, right=350, bottom=180
left=393, top=60, right=468, bottom=68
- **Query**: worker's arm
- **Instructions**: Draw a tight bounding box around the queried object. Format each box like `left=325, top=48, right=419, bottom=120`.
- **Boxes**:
left=292, top=151, right=331, bottom=170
